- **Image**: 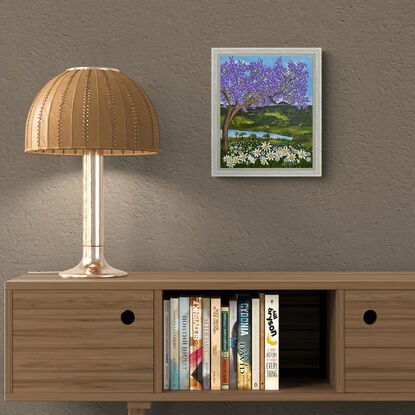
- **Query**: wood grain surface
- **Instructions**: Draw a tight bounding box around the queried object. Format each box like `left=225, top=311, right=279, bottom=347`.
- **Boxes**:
left=5, top=274, right=415, bottom=402
left=9, top=289, right=154, bottom=395
left=7, top=272, right=415, bottom=290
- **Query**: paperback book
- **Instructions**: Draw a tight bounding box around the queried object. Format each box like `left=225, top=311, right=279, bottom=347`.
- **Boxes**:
left=211, top=297, right=221, bottom=390
left=221, top=306, right=229, bottom=389
left=163, top=299, right=170, bottom=390
left=237, top=296, right=252, bottom=389
left=259, top=293, right=265, bottom=390
left=179, top=297, right=190, bottom=390
left=189, top=297, right=203, bottom=390
left=264, top=294, right=279, bottom=390
left=251, top=298, right=260, bottom=389
left=202, top=297, right=211, bottom=390
left=228, top=299, right=238, bottom=389
left=169, top=297, right=179, bottom=390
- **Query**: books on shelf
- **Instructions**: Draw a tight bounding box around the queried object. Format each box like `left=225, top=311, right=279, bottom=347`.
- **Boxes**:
left=190, top=297, right=203, bottom=390
left=237, top=296, right=252, bottom=389
left=265, top=294, right=279, bottom=390
left=179, top=297, right=190, bottom=390
left=252, top=298, right=260, bottom=390
left=211, top=297, right=221, bottom=390
left=163, top=292, right=279, bottom=391
left=163, top=299, right=170, bottom=390
left=169, top=297, right=179, bottom=390
left=221, top=305, right=229, bottom=389
left=259, top=293, right=265, bottom=390
left=202, top=297, right=211, bottom=390
left=228, top=299, right=238, bottom=389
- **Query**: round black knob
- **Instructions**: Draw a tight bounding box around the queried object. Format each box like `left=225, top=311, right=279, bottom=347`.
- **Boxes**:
left=363, top=309, right=377, bottom=325
left=121, top=310, right=135, bottom=325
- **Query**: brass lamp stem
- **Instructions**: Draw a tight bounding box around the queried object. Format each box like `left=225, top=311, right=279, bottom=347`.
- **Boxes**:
left=83, top=150, right=104, bottom=270
left=59, top=150, right=127, bottom=278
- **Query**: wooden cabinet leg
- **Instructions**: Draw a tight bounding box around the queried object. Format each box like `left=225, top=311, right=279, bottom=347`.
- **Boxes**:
left=128, top=409, right=148, bottom=415
left=128, top=402, right=152, bottom=415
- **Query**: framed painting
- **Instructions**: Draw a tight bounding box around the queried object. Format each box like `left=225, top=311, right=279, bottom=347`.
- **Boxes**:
left=211, top=48, right=321, bottom=177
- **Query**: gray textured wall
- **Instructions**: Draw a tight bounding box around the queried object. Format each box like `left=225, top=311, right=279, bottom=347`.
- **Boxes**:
left=1, top=0, right=415, bottom=414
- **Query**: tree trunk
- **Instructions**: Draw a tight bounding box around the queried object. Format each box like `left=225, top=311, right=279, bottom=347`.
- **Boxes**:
left=222, top=106, right=241, bottom=152
left=221, top=107, right=233, bottom=152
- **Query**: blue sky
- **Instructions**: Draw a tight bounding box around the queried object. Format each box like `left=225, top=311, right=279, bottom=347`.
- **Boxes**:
left=220, top=55, right=313, bottom=104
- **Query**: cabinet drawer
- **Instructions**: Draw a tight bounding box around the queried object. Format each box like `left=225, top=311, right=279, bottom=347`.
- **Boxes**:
left=345, top=290, right=415, bottom=392
left=346, top=349, right=415, bottom=392
left=345, top=290, right=415, bottom=348
left=10, top=289, right=154, bottom=394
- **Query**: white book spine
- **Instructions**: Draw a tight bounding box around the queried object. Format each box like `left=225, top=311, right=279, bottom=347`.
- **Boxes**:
left=163, top=299, right=170, bottom=390
left=179, top=297, right=190, bottom=390
left=169, top=298, right=180, bottom=390
left=202, top=298, right=211, bottom=390
left=264, top=294, right=279, bottom=390
left=251, top=298, right=260, bottom=389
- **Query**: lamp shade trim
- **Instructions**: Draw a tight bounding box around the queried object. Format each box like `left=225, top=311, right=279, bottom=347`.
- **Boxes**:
left=66, top=67, right=120, bottom=72
left=25, top=68, right=159, bottom=156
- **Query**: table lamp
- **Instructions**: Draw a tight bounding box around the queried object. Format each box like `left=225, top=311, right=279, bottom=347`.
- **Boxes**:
left=25, top=67, right=159, bottom=278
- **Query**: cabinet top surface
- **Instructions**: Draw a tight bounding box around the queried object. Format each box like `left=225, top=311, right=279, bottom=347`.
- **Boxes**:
left=5, top=271, right=415, bottom=290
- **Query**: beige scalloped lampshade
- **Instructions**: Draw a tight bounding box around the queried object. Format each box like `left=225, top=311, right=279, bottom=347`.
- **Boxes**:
left=25, top=67, right=159, bottom=155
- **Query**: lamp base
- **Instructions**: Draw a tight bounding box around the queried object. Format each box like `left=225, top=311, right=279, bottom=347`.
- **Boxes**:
left=59, top=259, right=128, bottom=279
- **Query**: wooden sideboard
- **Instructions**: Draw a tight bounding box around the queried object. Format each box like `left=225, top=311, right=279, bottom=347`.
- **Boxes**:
left=5, top=272, right=415, bottom=414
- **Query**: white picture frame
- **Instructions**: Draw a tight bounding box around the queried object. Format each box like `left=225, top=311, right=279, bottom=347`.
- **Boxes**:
left=211, top=48, right=322, bottom=177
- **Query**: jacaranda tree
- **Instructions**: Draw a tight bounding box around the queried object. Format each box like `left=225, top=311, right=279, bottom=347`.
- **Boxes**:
left=220, top=57, right=309, bottom=151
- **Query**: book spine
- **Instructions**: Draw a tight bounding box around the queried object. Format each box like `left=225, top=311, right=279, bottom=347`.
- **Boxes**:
left=252, top=298, right=260, bottom=389
left=221, top=306, right=229, bottom=389
left=211, top=297, right=221, bottom=390
left=202, top=298, right=211, bottom=390
left=189, top=297, right=203, bottom=390
left=163, top=299, right=170, bottom=390
left=237, top=296, right=252, bottom=389
left=259, top=293, right=265, bottom=389
left=179, top=297, right=190, bottom=390
left=169, top=298, right=180, bottom=390
left=265, top=294, right=279, bottom=390
left=228, top=300, right=238, bottom=390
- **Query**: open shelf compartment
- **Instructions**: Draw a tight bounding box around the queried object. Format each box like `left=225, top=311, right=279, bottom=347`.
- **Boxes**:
left=158, top=289, right=343, bottom=395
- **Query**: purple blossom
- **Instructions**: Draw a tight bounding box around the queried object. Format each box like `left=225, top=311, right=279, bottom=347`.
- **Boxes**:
left=220, top=57, right=309, bottom=111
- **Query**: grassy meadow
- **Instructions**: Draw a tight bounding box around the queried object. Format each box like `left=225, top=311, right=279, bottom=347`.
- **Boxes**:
left=220, top=103, right=313, bottom=169
left=221, top=103, right=313, bottom=145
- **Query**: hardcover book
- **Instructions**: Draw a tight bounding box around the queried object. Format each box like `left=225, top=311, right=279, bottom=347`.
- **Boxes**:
left=163, top=299, right=170, bottom=390
left=259, top=293, right=265, bottom=389
left=252, top=298, right=260, bottom=389
left=228, top=299, right=238, bottom=389
left=237, top=296, right=252, bottom=389
left=211, top=297, right=221, bottom=390
left=221, top=306, right=229, bottom=389
left=202, top=297, right=211, bottom=390
left=169, top=297, right=180, bottom=390
left=265, top=294, right=279, bottom=390
left=190, top=297, right=203, bottom=390
left=179, top=297, right=190, bottom=390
